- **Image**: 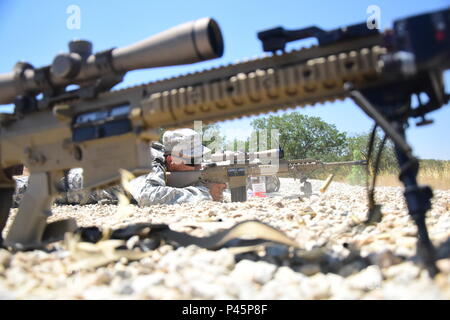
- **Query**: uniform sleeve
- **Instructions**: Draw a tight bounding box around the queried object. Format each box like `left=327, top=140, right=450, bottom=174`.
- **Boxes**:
left=12, top=176, right=28, bottom=208
left=55, top=168, right=120, bottom=205
left=129, top=163, right=212, bottom=206
left=12, top=172, right=93, bottom=207
left=13, top=169, right=124, bottom=206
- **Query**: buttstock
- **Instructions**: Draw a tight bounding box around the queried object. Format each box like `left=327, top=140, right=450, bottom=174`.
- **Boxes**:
left=165, top=171, right=203, bottom=188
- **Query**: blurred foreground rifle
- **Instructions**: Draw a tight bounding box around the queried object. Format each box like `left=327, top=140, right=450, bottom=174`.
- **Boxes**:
left=0, top=18, right=225, bottom=248
left=0, top=9, right=449, bottom=276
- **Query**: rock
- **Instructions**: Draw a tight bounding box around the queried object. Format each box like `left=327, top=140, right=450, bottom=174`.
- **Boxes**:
left=190, top=280, right=227, bottom=299
left=164, top=272, right=185, bottom=289
left=265, top=245, right=290, bottom=260
left=0, top=285, right=15, bottom=299
left=118, top=283, right=134, bottom=295
left=131, top=273, right=165, bottom=293
left=367, top=250, right=403, bottom=269
left=143, top=285, right=182, bottom=300
left=286, top=213, right=295, bottom=220
left=114, top=269, right=131, bottom=279
left=396, top=237, right=417, bottom=249
left=338, top=260, right=367, bottom=277
left=274, top=201, right=284, bottom=208
left=0, top=250, right=12, bottom=272
left=274, top=266, right=306, bottom=284
left=299, top=264, right=321, bottom=276
left=82, top=286, right=118, bottom=300
left=380, top=280, right=443, bottom=299
left=258, top=279, right=304, bottom=299
left=383, top=262, right=421, bottom=283
left=189, top=249, right=235, bottom=272
left=207, top=209, right=217, bottom=217
left=252, top=262, right=277, bottom=284
left=230, top=260, right=276, bottom=285
left=94, top=269, right=113, bottom=285
left=436, top=259, right=450, bottom=274
left=347, top=265, right=383, bottom=291
left=401, top=227, right=417, bottom=237
left=299, top=274, right=331, bottom=299
left=330, top=287, right=363, bottom=300
left=126, top=235, right=140, bottom=250
left=235, top=283, right=259, bottom=300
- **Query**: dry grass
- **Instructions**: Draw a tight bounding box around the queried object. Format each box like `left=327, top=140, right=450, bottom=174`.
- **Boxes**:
left=278, top=160, right=450, bottom=190
left=373, top=162, right=450, bottom=190
left=373, top=174, right=403, bottom=188
left=327, top=161, right=450, bottom=190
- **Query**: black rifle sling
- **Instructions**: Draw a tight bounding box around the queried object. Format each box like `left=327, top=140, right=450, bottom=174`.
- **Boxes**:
left=80, top=219, right=299, bottom=250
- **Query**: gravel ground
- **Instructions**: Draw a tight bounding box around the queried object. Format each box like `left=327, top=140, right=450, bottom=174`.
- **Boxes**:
left=0, top=178, right=449, bottom=300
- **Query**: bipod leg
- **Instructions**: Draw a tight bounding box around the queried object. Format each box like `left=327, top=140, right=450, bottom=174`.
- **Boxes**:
left=394, top=130, right=439, bottom=277
left=346, top=84, right=439, bottom=277
left=300, top=177, right=312, bottom=197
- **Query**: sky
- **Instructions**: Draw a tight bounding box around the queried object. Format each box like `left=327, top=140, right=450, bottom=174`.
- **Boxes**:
left=0, top=0, right=449, bottom=159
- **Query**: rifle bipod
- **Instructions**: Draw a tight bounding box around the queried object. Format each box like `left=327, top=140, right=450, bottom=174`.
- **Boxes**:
left=346, top=84, right=440, bottom=277
left=300, top=179, right=313, bottom=197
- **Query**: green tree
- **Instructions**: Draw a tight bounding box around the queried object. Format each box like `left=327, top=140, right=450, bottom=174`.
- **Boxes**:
left=251, top=112, right=348, bottom=161
left=201, top=123, right=226, bottom=153
left=346, top=130, right=398, bottom=174
left=347, top=149, right=366, bottom=185
left=224, top=138, right=248, bottom=152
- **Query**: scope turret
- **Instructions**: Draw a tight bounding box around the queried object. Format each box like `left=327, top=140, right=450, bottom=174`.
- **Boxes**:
left=0, top=17, right=224, bottom=105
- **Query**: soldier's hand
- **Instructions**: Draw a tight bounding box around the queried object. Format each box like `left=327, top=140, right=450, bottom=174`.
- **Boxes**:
left=206, top=182, right=227, bottom=202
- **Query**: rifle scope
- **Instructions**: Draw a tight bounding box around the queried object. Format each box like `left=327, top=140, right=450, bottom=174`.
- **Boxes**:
left=0, top=17, right=224, bottom=105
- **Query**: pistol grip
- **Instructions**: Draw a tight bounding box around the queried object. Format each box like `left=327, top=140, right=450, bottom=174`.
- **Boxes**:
left=4, top=171, right=67, bottom=249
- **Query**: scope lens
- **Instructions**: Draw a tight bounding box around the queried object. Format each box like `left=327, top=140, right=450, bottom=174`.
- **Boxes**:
left=207, top=19, right=224, bottom=57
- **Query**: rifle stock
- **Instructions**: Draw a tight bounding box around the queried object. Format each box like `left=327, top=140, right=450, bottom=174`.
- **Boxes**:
left=165, top=171, right=203, bottom=188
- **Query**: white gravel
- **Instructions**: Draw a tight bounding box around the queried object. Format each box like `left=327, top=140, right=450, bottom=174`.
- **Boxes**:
left=1, top=178, right=449, bottom=300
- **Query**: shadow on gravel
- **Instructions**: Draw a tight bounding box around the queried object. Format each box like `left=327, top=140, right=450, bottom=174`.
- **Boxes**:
left=234, top=236, right=450, bottom=278
left=233, top=242, right=407, bottom=278
left=436, top=237, right=450, bottom=260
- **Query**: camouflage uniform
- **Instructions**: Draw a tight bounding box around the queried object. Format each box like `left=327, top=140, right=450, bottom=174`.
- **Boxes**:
left=13, top=146, right=212, bottom=207
left=128, top=146, right=212, bottom=206
left=12, top=168, right=120, bottom=207
left=12, top=176, right=28, bottom=208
